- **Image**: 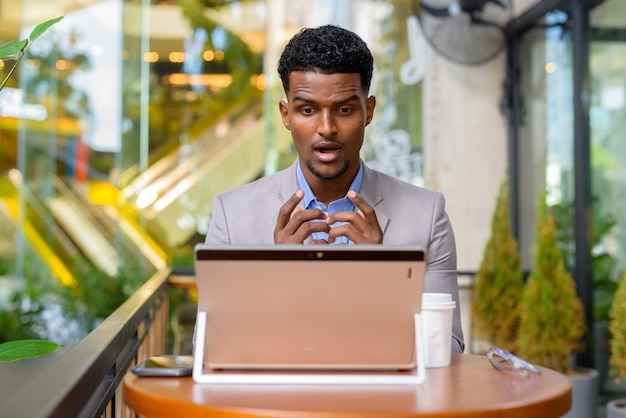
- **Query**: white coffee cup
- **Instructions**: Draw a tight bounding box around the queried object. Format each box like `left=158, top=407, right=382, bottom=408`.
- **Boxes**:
left=421, top=293, right=456, bottom=368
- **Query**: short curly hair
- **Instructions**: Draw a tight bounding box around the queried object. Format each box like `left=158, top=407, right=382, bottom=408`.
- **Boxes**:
left=277, top=25, right=374, bottom=93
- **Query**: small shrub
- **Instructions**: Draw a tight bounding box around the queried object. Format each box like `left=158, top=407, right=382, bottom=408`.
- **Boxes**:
left=472, top=179, right=524, bottom=352
left=518, top=197, right=586, bottom=374
left=609, top=270, right=626, bottom=381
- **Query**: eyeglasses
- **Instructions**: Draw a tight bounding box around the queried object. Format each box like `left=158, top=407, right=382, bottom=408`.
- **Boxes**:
left=487, top=346, right=541, bottom=377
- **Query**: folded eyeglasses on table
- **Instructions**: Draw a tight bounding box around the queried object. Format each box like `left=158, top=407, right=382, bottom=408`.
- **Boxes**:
left=487, top=346, right=541, bottom=377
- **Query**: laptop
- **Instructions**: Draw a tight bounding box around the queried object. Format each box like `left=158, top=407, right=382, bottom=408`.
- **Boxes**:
left=192, top=244, right=427, bottom=384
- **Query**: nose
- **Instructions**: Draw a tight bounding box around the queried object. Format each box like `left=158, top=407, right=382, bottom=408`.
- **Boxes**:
left=317, top=109, right=337, bottom=138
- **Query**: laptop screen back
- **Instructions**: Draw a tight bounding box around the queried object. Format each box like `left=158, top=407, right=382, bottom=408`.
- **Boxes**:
left=194, top=245, right=426, bottom=371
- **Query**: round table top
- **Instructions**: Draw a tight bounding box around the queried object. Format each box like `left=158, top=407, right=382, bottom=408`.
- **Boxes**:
left=123, top=353, right=571, bottom=418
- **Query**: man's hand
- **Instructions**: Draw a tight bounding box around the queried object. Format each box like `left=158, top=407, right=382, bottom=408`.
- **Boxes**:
left=274, top=190, right=330, bottom=244
left=326, top=191, right=383, bottom=244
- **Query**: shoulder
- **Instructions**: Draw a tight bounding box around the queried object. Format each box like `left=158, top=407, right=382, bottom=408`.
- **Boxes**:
left=363, top=165, right=444, bottom=203
left=216, top=165, right=296, bottom=203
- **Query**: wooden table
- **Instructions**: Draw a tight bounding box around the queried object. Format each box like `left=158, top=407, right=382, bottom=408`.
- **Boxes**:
left=123, top=353, right=571, bottom=418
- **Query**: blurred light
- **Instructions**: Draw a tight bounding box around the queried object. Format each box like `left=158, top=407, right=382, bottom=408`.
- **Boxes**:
left=166, top=73, right=232, bottom=88
left=251, top=74, right=266, bottom=91
left=0, top=60, right=4, bottom=70
left=169, top=51, right=186, bottom=63
left=203, top=50, right=215, bottom=61
left=8, top=168, right=23, bottom=187
left=143, top=51, right=159, bottom=62
left=136, top=188, right=159, bottom=209
left=545, top=62, right=556, bottom=73
left=56, top=60, right=71, bottom=70
left=215, top=50, right=225, bottom=60
left=121, top=50, right=129, bottom=60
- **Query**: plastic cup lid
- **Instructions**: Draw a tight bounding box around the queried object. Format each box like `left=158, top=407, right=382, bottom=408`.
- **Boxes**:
left=422, top=292, right=456, bottom=309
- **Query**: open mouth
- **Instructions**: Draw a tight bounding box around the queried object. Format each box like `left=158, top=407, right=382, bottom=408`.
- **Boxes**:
left=314, top=143, right=342, bottom=162
left=314, top=143, right=342, bottom=153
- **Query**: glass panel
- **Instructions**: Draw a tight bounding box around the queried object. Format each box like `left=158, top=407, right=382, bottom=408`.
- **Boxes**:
left=517, top=10, right=574, bottom=270
left=589, top=0, right=626, bottom=320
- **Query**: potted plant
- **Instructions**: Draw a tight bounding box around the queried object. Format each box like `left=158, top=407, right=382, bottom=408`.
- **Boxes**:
left=518, top=195, right=596, bottom=418
left=472, top=179, right=524, bottom=353
left=607, top=269, right=626, bottom=418
left=0, top=15, right=64, bottom=362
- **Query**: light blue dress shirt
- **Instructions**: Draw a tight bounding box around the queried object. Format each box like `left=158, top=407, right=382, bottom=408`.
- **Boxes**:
left=295, top=161, right=363, bottom=245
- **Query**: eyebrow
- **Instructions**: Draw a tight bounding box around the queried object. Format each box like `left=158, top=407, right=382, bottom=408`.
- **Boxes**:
left=292, top=94, right=361, bottom=105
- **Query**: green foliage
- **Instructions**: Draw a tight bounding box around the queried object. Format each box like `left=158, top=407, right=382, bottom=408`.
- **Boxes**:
left=609, top=270, right=626, bottom=381
left=472, top=179, right=524, bottom=352
left=169, top=245, right=195, bottom=268
left=551, top=197, right=618, bottom=321
left=59, top=258, right=152, bottom=331
left=1, top=253, right=151, bottom=349
left=0, top=16, right=64, bottom=91
left=0, top=339, right=59, bottom=362
left=0, top=291, right=46, bottom=343
left=0, top=252, right=58, bottom=344
left=518, top=196, right=586, bottom=374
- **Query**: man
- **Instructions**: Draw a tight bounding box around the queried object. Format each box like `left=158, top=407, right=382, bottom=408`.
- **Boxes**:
left=205, top=24, right=464, bottom=353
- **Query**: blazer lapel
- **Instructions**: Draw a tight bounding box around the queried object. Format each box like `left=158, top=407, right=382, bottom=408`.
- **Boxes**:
left=360, top=164, right=390, bottom=233
left=277, top=162, right=302, bottom=206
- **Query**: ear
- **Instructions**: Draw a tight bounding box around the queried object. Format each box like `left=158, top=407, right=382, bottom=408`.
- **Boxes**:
left=279, top=100, right=291, bottom=130
left=365, top=96, right=376, bottom=126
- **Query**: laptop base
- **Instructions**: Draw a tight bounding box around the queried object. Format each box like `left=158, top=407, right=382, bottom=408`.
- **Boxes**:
left=192, top=311, right=426, bottom=385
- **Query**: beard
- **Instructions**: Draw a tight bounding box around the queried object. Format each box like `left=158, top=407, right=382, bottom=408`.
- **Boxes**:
left=305, top=159, right=350, bottom=180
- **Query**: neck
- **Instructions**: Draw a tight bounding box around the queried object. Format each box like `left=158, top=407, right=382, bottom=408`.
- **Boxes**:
left=310, top=180, right=352, bottom=206
left=303, top=164, right=360, bottom=206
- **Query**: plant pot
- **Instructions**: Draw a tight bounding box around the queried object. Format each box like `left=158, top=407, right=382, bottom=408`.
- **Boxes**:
left=562, top=367, right=599, bottom=418
left=608, top=399, right=626, bottom=418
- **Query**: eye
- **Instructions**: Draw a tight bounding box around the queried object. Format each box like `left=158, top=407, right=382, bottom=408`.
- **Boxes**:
left=338, top=107, right=351, bottom=114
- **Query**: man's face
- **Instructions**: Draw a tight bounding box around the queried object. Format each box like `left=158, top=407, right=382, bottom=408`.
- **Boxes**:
left=279, top=71, right=376, bottom=183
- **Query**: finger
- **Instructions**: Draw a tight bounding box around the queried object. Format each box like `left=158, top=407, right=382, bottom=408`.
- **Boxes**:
left=327, top=222, right=364, bottom=244
left=290, top=206, right=301, bottom=220
left=276, top=216, right=330, bottom=244
left=295, top=214, right=330, bottom=237
left=275, top=211, right=324, bottom=243
left=347, top=191, right=379, bottom=224
left=307, top=239, right=330, bottom=245
left=274, top=192, right=330, bottom=243
left=275, top=190, right=304, bottom=230
left=326, top=193, right=382, bottom=244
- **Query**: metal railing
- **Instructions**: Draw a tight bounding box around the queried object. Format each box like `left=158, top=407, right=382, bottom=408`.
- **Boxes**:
left=0, top=268, right=173, bottom=418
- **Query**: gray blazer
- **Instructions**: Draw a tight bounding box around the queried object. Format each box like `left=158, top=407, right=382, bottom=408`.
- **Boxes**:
left=205, top=162, right=465, bottom=353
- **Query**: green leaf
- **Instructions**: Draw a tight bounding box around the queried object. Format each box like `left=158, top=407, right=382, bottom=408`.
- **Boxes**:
left=0, top=15, right=64, bottom=92
left=28, top=15, right=65, bottom=44
left=0, top=40, right=28, bottom=61
left=0, top=339, right=60, bottom=362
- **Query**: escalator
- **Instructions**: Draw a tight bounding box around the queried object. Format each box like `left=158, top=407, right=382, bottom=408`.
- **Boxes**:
left=0, top=172, right=166, bottom=285
left=119, top=101, right=292, bottom=248
left=0, top=174, right=78, bottom=286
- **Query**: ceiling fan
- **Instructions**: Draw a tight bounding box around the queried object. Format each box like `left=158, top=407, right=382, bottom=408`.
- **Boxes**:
left=415, top=0, right=513, bottom=65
